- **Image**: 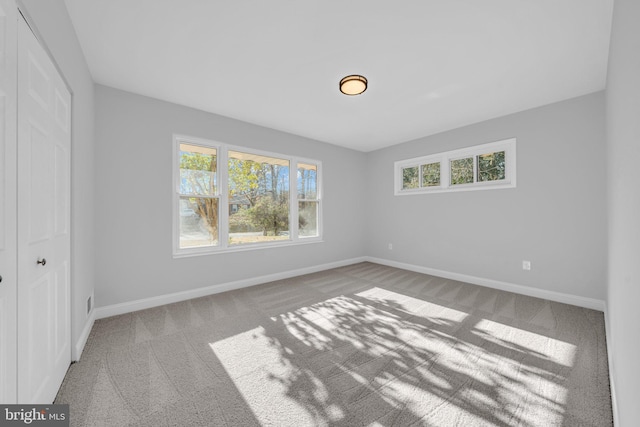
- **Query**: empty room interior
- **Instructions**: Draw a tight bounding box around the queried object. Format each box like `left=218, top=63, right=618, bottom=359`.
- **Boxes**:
left=1, top=0, right=639, bottom=426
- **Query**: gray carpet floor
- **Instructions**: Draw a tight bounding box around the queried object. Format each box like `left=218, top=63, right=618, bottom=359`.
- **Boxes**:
left=56, top=262, right=613, bottom=426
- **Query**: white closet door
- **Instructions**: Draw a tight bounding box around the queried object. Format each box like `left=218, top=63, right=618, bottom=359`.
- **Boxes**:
left=0, top=0, right=17, bottom=405
left=17, top=15, right=71, bottom=404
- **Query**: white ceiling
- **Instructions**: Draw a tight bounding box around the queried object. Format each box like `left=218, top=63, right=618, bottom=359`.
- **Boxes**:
left=64, top=0, right=613, bottom=152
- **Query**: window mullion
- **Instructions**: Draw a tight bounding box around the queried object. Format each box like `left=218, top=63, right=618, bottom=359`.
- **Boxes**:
left=219, top=147, right=229, bottom=248
left=316, top=162, right=322, bottom=239
left=173, top=138, right=180, bottom=255
left=442, top=156, right=450, bottom=189
left=473, top=154, right=478, bottom=183
left=290, top=159, right=299, bottom=241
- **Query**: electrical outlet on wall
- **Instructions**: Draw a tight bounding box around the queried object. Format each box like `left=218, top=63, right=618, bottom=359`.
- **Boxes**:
left=522, top=260, right=531, bottom=271
left=388, top=243, right=393, bottom=250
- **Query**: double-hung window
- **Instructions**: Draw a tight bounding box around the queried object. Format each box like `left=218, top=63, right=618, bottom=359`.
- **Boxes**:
left=174, top=135, right=322, bottom=256
left=297, top=162, right=320, bottom=237
left=395, top=138, right=516, bottom=195
left=177, top=142, right=219, bottom=248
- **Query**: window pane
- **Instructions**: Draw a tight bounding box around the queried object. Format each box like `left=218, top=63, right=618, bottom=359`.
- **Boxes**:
left=421, top=162, right=440, bottom=187
left=477, top=151, right=506, bottom=182
left=299, top=201, right=318, bottom=237
left=450, top=157, right=474, bottom=185
left=402, top=166, right=419, bottom=189
left=179, top=143, right=217, bottom=195
left=179, top=196, right=219, bottom=248
left=298, top=163, right=317, bottom=199
left=228, top=151, right=290, bottom=245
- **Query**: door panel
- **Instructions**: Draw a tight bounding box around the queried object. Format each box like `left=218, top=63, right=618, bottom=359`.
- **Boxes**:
left=54, top=89, right=69, bottom=133
left=27, top=275, right=51, bottom=399
left=54, top=144, right=68, bottom=235
left=17, top=14, right=71, bottom=404
left=28, top=123, right=54, bottom=243
left=53, top=262, right=69, bottom=364
left=26, top=51, right=50, bottom=109
left=0, top=0, right=17, bottom=404
left=27, top=123, right=52, bottom=244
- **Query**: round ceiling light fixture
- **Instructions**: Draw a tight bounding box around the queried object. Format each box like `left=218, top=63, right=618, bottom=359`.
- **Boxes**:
left=340, top=75, right=368, bottom=96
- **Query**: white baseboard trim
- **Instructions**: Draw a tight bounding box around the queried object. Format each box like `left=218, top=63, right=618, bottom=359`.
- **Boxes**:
left=94, top=257, right=367, bottom=319
left=364, top=256, right=606, bottom=311
left=603, top=304, right=619, bottom=425
left=73, top=309, right=96, bottom=361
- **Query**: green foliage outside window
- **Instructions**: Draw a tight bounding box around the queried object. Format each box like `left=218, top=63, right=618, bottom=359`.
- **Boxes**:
left=421, top=162, right=440, bottom=187
left=228, top=154, right=290, bottom=243
left=247, top=197, right=289, bottom=237
left=402, top=166, right=419, bottom=189
left=477, top=151, right=505, bottom=182
left=450, top=157, right=474, bottom=185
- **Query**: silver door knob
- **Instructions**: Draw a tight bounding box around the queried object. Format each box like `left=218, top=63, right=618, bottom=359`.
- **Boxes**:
left=37, top=258, right=47, bottom=266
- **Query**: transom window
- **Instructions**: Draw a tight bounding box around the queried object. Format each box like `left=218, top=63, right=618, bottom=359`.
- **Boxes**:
left=174, top=135, right=322, bottom=256
left=395, top=138, right=516, bottom=195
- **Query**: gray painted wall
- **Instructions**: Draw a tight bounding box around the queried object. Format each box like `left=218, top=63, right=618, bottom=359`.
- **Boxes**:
left=365, top=92, right=607, bottom=300
left=606, top=0, right=640, bottom=423
left=94, top=85, right=366, bottom=307
left=19, top=0, right=95, bottom=353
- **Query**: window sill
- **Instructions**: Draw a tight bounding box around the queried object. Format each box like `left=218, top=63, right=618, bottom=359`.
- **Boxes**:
left=395, top=180, right=515, bottom=196
left=173, top=237, right=324, bottom=258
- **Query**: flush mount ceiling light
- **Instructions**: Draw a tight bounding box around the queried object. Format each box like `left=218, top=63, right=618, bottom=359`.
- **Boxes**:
left=340, top=75, right=368, bottom=96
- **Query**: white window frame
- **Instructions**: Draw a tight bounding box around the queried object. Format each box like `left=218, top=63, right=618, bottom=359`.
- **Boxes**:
left=394, top=138, right=516, bottom=195
left=173, top=134, right=323, bottom=257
